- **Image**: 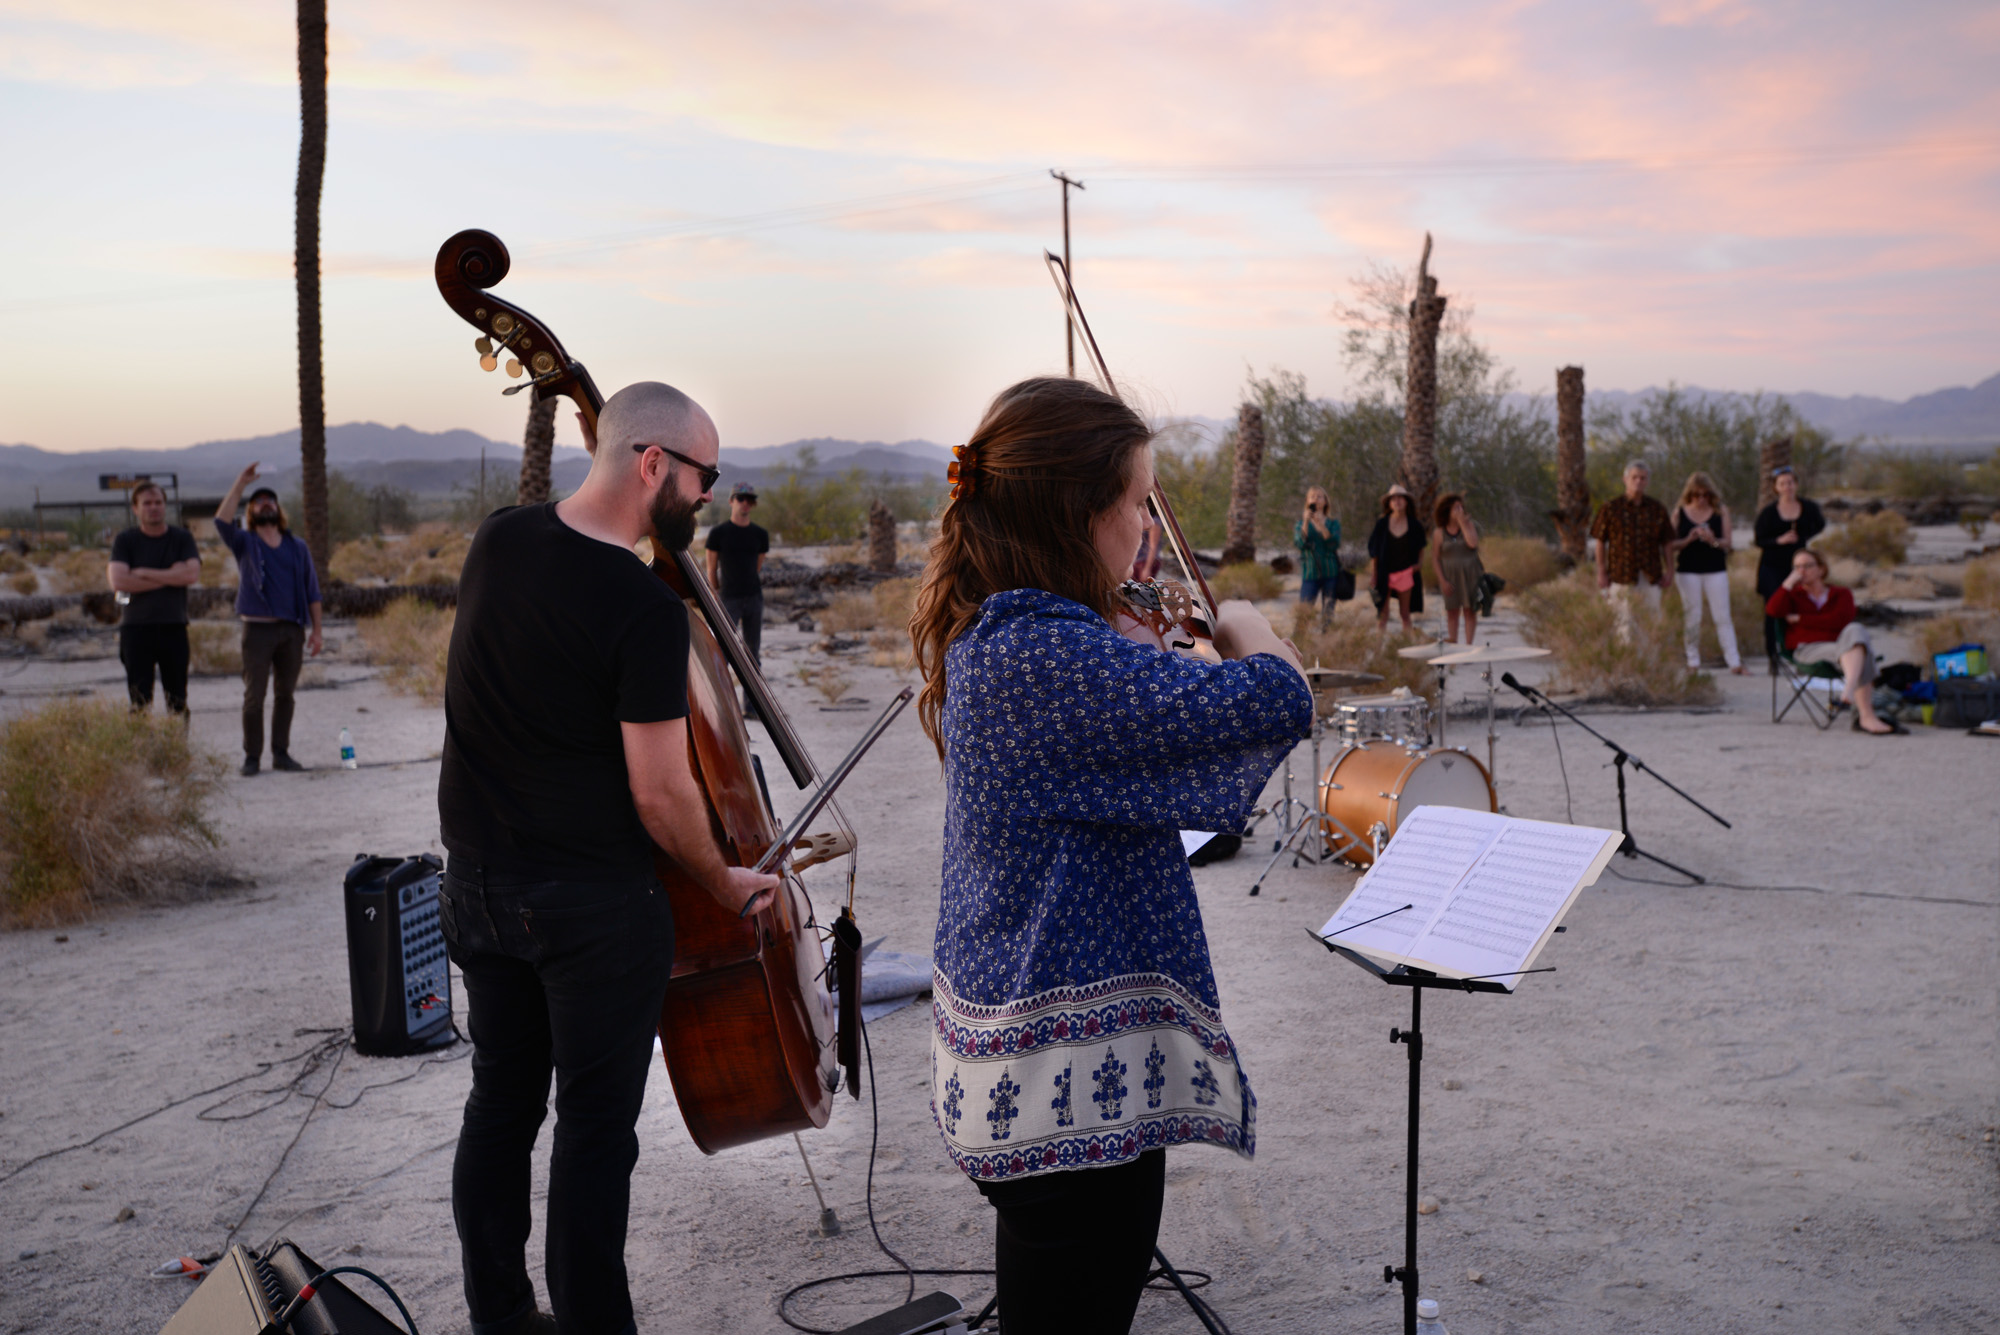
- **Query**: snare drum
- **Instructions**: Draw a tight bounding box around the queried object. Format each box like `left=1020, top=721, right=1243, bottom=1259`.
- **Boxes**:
left=1317, top=740, right=1495, bottom=866
left=1335, top=694, right=1432, bottom=748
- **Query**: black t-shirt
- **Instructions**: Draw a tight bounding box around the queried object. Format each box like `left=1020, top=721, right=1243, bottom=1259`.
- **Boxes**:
left=438, top=503, right=691, bottom=879
left=705, top=520, right=769, bottom=599
left=1674, top=510, right=1729, bottom=574
left=110, top=525, right=198, bottom=626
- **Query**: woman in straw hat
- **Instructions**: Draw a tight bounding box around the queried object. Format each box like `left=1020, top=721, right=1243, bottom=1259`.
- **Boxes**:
left=1367, top=483, right=1427, bottom=634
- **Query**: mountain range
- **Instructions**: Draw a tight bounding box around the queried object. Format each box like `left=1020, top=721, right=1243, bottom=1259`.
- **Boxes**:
left=3, top=373, right=1993, bottom=511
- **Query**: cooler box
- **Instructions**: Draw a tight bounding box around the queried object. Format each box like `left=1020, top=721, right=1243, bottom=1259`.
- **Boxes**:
left=1933, top=644, right=1989, bottom=679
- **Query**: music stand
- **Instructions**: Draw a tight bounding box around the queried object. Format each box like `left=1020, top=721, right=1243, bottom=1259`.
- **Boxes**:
left=1309, top=936, right=1545, bottom=1335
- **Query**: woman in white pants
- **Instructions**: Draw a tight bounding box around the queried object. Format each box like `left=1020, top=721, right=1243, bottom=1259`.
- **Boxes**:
left=1667, top=471, right=1745, bottom=674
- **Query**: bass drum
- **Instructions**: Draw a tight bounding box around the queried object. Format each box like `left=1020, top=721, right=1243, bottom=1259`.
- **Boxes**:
left=1318, top=740, right=1495, bottom=867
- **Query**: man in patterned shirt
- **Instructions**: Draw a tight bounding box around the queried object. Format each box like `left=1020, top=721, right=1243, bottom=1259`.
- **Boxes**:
left=1590, top=461, right=1675, bottom=637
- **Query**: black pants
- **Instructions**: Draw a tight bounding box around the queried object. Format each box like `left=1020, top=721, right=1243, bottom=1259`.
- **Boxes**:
left=239, top=620, right=304, bottom=760
left=974, top=1149, right=1166, bottom=1335
left=438, top=864, right=675, bottom=1335
left=119, top=623, right=189, bottom=715
left=721, top=592, right=763, bottom=665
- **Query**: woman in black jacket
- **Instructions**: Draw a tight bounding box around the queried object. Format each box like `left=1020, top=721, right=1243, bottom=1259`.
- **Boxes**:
left=1752, top=465, right=1825, bottom=666
left=1368, top=484, right=1427, bottom=635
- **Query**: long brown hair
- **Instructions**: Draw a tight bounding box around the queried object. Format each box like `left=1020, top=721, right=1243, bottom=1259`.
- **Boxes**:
left=910, top=376, right=1152, bottom=757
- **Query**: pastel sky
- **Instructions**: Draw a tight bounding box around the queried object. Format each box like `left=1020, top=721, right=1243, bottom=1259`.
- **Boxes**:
left=5, top=1, right=1997, bottom=454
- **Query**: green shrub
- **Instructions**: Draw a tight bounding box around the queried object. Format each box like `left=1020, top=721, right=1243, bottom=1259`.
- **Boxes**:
left=1819, top=512, right=1909, bottom=567
left=187, top=622, right=242, bottom=676
left=0, top=701, right=222, bottom=926
left=1517, top=571, right=1720, bottom=706
left=1288, top=601, right=1439, bottom=701
left=1478, top=536, right=1560, bottom=592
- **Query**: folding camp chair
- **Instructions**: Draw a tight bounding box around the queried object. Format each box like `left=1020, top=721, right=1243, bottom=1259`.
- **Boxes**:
left=1772, top=649, right=1843, bottom=728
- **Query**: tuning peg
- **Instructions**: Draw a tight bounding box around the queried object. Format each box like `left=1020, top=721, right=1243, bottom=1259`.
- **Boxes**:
left=505, top=358, right=523, bottom=378
left=479, top=354, right=498, bottom=372
left=474, top=336, right=493, bottom=356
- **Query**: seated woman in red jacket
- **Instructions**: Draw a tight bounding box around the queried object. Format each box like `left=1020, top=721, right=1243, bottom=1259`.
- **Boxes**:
left=1765, top=548, right=1902, bottom=735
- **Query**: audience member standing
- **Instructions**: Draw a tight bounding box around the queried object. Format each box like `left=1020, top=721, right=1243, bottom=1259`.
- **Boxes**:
left=1668, top=471, right=1745, bottom=674
left=1293, top=486, right=1341, bottom=618
left=214, top=463, right=323, bottom=775
left=1589, top=461, right=1674, bottom=640
left=1431, top=492, right=1485, bottom=644
left=1368, top=484, right=1426, bottom=635
left=1752, top=465, right=1825, bottom=668
left=705, top=482, right=770, bottom=714
left=106, top=481, right=200, bottom=719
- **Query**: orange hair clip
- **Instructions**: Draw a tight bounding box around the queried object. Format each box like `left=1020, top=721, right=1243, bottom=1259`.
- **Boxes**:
left=947, top=443, right=978, bottom=501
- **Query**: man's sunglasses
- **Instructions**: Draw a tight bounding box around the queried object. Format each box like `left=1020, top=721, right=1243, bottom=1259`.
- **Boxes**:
left=633, top=442, right=720, bottom=493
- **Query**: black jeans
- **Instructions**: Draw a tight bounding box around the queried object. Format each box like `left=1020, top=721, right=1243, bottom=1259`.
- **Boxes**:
left=119, top=623, right=189, bottom=715
left=239, top=620, right=304, bottom=760
left=974, top=1149, right=1166, bottom=1335
left=721, top=592, right=763, bottom=665
left=438, top=863, right=676, bottom=1335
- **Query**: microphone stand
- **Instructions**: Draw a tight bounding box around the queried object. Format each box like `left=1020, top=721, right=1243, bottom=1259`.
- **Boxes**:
left=1499, top=673, right=1729, bottom=884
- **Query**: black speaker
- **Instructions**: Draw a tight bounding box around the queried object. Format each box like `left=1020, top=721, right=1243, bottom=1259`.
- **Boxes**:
left=159, top=1239, right=406, bottom=1334
left=343, top=854, right=456, bottom=1057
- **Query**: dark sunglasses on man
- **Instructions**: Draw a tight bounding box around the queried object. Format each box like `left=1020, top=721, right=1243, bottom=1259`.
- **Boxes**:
left=632, top=442, right=720, bottom=493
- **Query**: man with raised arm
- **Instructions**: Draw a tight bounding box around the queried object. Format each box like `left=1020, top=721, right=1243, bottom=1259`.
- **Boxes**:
left=107, top=481, right=200, bottom=719
left=435, top=382, right=780, bottom=1335
left=213, top=464, right=322, bottom=774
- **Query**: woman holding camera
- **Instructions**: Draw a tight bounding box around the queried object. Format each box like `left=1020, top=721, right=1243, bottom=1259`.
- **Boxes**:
left=1431, top=492, right=1485, bottom=644
left=1294, top=486, right=1342, bottom=617
left=911, top=376, right=1311, bottom=1335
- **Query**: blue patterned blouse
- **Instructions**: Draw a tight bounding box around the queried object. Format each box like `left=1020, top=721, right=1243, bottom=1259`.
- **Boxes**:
left=930, top=588, right=1313, bottom=1182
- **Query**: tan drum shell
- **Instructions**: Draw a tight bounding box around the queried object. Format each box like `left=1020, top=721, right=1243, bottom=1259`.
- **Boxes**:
left=1317, top=740, right=1496, bottom=867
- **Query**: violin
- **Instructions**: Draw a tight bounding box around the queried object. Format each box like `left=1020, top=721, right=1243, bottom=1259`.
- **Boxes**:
left=1043, top=252, right=1219, bottom=657
left=434, top=229, right=865, bottom=1152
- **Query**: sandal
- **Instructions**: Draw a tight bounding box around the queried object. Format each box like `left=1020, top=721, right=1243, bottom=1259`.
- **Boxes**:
left=1852, top=716, right=1905, bottom=735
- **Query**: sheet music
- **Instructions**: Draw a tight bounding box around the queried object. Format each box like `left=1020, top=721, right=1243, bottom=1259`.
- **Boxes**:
left=1318, top=807, right=1620, bottom=987
left=1316, top=807, right=1504, bottom=963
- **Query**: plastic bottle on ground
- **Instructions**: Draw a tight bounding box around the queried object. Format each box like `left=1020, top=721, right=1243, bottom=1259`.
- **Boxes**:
left=339, top=726, right=357, bottom=770
left=1416, top=1297, right=1448, bottom=1335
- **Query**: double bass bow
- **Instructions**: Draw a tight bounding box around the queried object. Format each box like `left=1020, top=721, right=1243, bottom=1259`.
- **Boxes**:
left=1043, top=251, right=1220, bottom=656
left=434, top=228, right=879, bottom=1153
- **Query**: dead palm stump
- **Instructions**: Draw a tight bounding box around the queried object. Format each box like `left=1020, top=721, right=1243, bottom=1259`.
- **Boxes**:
left=1221, top=403, right=1266, bottom=566
left=1553, top=366, right=1590, bottom=561
left=1398, top=233, right=1446, bottom=527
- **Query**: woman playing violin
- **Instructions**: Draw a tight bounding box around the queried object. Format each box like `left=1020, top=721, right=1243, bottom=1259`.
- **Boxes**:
left=910, top=376, right=1311, bottom=1335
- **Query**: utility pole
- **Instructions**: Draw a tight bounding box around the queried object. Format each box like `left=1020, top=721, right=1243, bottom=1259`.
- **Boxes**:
left=1050, top=169, right=1085, bottom=376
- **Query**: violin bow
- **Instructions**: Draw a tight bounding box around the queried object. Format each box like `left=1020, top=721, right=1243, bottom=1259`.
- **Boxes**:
left=1042, top=251, right=1220, bottom=621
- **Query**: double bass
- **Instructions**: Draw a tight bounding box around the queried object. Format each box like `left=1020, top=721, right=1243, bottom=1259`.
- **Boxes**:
left=434, top=229, right=866, bottom=1153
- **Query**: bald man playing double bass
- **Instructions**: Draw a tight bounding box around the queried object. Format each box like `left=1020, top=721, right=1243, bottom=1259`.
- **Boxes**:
left=437, top=382, right=780, bottom=1335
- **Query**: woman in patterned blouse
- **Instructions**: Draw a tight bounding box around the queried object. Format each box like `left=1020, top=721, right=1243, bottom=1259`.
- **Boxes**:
left=911, top=376, right=1313, bottom=1334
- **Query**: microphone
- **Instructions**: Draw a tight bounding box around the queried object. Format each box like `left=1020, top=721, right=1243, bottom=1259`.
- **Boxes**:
left=1500, top=671, right=1536, bottom=701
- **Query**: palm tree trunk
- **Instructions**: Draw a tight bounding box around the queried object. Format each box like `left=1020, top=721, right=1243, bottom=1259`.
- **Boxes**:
left=1553, top=365, right=1589, bottom=561
left=1398, top=233, right=1445, bottom=528
left=295, top=0, right=329, bottom=572
left=868, top=499, right=897, bottom=573
left=518, top=396, right=557, bottom=505
left=1220, top=403, right=1265, bottom=566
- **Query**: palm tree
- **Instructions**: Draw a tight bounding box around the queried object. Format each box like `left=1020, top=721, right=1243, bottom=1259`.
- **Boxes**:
left=1398, top=233, right=1445, bottom=527
left=1220, top=403, right=1265, bottom=566
left=1554, top=365, right=1589, bottom=561
left=295, top=0, right=329, bottom=571
left=518, top=396, right=557, bottom=505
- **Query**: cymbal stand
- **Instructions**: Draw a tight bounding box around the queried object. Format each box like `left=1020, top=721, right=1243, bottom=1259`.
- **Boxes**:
left=1248, top=710, right=1354, bottom=896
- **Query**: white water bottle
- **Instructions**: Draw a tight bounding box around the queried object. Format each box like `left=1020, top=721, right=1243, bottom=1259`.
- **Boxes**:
left=1415, top=1297, right=1448, bottom=1335
left=339, top=727, right=357, bottom=770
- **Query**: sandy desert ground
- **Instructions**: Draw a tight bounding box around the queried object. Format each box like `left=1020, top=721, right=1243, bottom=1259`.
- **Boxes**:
left=0, top=596, right=1995, bottom=1335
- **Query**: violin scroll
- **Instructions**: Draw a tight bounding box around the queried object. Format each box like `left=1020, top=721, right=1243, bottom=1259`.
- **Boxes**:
left=434, top=229, right=601, bottom=415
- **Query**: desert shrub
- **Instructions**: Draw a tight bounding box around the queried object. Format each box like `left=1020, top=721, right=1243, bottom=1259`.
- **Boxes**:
left=1963, top=558, right=2000, bottom=612
left=1818, top=512, right=1909, bottom=567
left=817, top=591, right=880, bottom=635
left=0, top=700, right=222, bottom=927
left=198, top=546, right=236, bottom=589
left=397, top=532, right=471, bottom=587
left=1210, top=562, right=1283, bottom=602
left=330, top=536, right=410, bottom=585
left=358, top=597, right=455, bottom=703
left=1289, top=601, right=1439, bottom=700
left=187, top=622, right=242, bottom=676
left=7, top=569, right=35, bottom=596
left=0, top=551, right=24, bottom=575
left=1478, top=536, right=1560, bottom=591
left=793, top=660, right=853, bottom=705
left=48, top=548, right=109, bottom=595
left=1960, top=509, right=1990, bottom=542
left=867, top=630, right=914, bottom=673
left=1517, top=571, right=1720, bottom=706
left=1663, top=570, right=1767, bottom=668
left=872, top=577, right=918, bottom=633
left=1913, top=611, right=2000, bottom=663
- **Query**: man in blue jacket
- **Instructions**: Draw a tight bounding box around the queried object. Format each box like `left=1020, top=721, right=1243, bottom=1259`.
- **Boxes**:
left=214, top=463, right=323, bottom=775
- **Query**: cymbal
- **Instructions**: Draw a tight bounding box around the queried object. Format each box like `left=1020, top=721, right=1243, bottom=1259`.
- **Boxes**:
left=1303, top=667, right=1384, bottom=688
left=1432, top=644, right=1554, bottom=666
left=1396, top=641, right=1449, bottom=660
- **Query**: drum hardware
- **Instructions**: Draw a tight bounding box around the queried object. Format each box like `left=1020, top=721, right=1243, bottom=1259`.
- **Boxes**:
left=1426, top=643, right=1552, bottom=790
left=1316, top=739, right=1496, bottom=868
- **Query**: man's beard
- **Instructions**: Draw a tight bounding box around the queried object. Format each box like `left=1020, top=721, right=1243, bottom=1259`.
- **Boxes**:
left=647, top=487, right=700, bottom=554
